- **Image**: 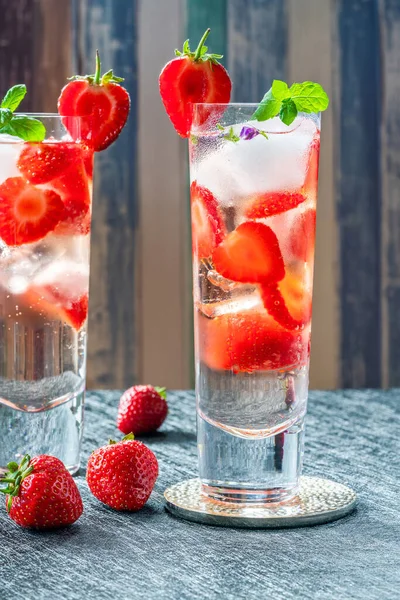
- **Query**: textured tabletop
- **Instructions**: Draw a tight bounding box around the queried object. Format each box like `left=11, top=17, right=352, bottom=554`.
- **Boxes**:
left=1, top=389, right=399, bottom=600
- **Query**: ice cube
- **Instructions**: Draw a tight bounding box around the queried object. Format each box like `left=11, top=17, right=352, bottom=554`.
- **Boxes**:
left=194, top=116, right=318, bottom=207
left=34, top=260, right=89, bottom=298
left=0, top=136, right=22, bottom=182
left=198, top=287, right=264, bottom=318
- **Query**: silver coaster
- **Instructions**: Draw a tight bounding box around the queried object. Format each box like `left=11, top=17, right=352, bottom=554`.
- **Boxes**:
left=164, top=476, right=357, bottom=528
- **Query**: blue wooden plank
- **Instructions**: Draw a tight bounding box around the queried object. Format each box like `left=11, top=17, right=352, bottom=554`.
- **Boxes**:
left=72, top=0, right=138, bottom=388
left=338, top=0, right=381, bottom=387
left=186, top=0, right=228, bottom=66
left=380, top=0, right=400, bottom=386
left=227, top=0, right=288, bottom=102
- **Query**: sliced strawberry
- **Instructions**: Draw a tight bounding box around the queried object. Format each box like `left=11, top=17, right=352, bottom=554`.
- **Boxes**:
left=191, top=181, right=225, bottom=258
left=198, top=308, right=309, bottom=372
left=212, top=221, right=285, bottom=284
left=288, top=208, right=316, bottom=263
left=261, top=270, right=312, bottom=331
left=303, top=136, right=320, bottom=199
left=159, top=29, right=231, bottom=137
left=0, top=177, right=64, bottom=246
left=23, top=286, right=88, bottom=330
left=245, top=191, right=307, bottom=219
left=58, top=52, right=130, bottom=152
left=49, top=158, right=92, bottom=236
left=17, top=142, right=82, bottom=184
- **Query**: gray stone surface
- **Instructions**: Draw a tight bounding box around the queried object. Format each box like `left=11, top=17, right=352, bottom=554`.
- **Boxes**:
left=0, top=389, right=399, bottom=600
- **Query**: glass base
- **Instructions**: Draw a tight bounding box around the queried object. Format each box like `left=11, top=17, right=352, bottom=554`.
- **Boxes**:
left=164, top=477, right=357, bottom=528
left=0, top=389, right=84, bottom=475
left=198, top=413, right=305, bottom=504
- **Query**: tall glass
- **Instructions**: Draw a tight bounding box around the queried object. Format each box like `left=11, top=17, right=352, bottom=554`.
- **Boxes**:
left=0, top=115, right=93, bottom=474
left=190, top=104, right=320, bottom=505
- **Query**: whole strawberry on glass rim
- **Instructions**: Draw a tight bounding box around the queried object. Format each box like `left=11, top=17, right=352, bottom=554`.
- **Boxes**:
left=87, top=434, right=158, bottom=511
left=0, top=454, right=83, bottom=529
left=159, top=28, right=231, bottom=137
left=159, top=29, right=332, bottom=506
left=0, top=55, right=130, bottom=475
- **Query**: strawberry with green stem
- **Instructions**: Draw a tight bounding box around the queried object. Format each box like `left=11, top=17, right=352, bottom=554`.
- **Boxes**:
left=58, top=51, right=131, bottom=151
left=159, top=28, right=231, bottom=137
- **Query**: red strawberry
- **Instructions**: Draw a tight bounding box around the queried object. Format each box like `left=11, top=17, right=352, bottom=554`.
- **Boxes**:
left=198, top=308, right=309, bottom=373
left=245, top=191, right=307, bottom=219
left=303, top=136, right=320, bottom=199
left=23, top=287, right=88, bottom=331
left=17, top=141, right=82, bottom=184
left=191, top=181, right=225, bottom=258
left=289, top=208, right=317, bottom=263
left=87, top=434, right=158, bottom=511
left=58, top=51, right=130, bottom=152
left=212, top=221, right=285, bottom=284
left=261, top=269, right=312, bottom=331
left=0, top=454, right=83, bottom=529
left=50, top=157, right=93, bottom=236
left=117, top=385, right=168, bottom=435
left=159, top=28, right=231, bottom=137
left=0, top=177, right=64, bottom=246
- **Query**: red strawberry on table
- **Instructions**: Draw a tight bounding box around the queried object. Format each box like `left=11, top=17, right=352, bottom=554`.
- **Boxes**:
left=0, top=454, right=83, bottom=529
left=0, top=177, right=65, bottom=246
left=58, top=51, right=130, bottom=152
left=245, top=191, right=307, bottom=219
left=17, top=141, right=83, bottom=185
left=118, top=385, right=168, bottom=435
left=212, top=221, right=285, bottom=284
left=87, top=434, right=158, bottom=512
left=191, top=181, right=225, bottom=259
left=159, top=28, right=231, bottom=137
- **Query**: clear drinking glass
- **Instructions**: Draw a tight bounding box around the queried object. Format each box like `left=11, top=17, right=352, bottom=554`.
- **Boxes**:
left=0, top=115, right=93, bottom=474
left=190, top=104, right=320, bottom=505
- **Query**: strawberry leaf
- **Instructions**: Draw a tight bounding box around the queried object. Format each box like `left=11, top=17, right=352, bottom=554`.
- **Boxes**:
left=1, top=84, right=27, bottom=112
left=155, top=387, right=167, bottom=399
left=289, top=81, right=329, bottom=113
left=280, top=98, right=298, bottom=125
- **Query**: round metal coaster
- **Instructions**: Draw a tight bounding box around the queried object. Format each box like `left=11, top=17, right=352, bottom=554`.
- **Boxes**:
left=164, top=476, right=357, bottom=528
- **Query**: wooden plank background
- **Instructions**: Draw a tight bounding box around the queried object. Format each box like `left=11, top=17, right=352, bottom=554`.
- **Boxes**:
left=0, top=0, right=399, bottom=390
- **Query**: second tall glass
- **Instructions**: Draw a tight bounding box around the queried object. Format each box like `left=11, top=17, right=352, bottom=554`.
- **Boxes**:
left=0, top=115, right=93, bottom=474
left=190, top=104, right=320, bottom=505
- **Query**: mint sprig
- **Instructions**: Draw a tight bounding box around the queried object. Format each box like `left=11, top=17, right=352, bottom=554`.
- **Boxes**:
left=254, top=80, right=329, bottom=126
left=0, top=84, right=45, bottom=142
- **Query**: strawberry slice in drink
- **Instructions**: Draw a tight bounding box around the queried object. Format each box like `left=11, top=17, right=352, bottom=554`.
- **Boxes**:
left=22, top=285, right=88, bottom=331
left=17, top=142, right=83, bottom=185
left=212, top=221, right=285, bottom=284
left=159, top=28, right=231, bottom=137
left=191, top=181, right=225, bottom=259
left=198, top=307, right=309, bottom=372
left=289, top=208, right=317, bottom=263
left=303, top=136, right=320, bottom=200
left=0, top=177, right=65, bottom=246
left=244, top=190, right=307, bottom=219
left=260, top=268, right=313, bottom=331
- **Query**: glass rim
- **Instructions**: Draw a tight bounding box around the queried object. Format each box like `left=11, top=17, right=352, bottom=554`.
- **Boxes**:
left=191, top=102, right=320, bottom=114
left=14, top=112, right=84, bottom=119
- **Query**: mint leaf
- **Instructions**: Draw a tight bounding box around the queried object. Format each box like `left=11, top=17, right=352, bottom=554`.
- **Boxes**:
left=1, top=85, right=27, bottom=112
left=253, top=88, right=281, bottom=121
left=3, top=117, right=45, bottom=142
left=0, top=108, right=13, bottom=128
left=280, top=98, right=298, bottom=125
left=289, top=81, right=329, bottom=113
left=271, top=80, right=290, bottom=100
